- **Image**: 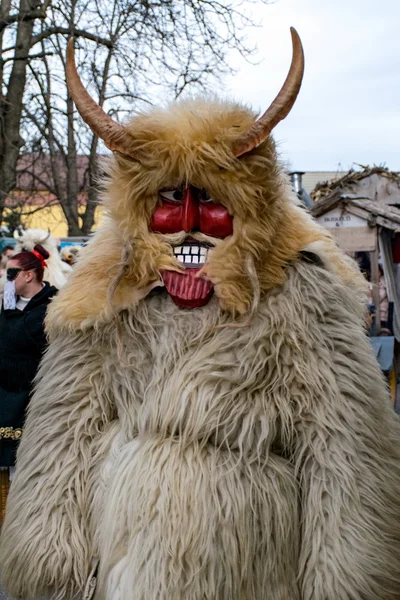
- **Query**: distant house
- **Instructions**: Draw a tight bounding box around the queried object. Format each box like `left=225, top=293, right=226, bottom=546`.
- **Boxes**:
left=310, top=166, right=400, bottom=255
left=3, top=154, right=96, bottom=237
left=310, top=166, right=400, bottom=332
left=309, top=166, right=400, bottom=408
left=310, top=166, right=400, bottom=205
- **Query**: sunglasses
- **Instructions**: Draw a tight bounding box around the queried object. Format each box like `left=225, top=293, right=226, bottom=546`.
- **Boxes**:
left=6, top=268, right=22, bottom=281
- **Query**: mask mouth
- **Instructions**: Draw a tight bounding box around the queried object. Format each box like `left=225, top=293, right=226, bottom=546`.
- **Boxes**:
left=160, top=236, right=216, bottom=308
left=161, top=268, right=213, bottom=308
left=172, top=240, right=212, bottom=268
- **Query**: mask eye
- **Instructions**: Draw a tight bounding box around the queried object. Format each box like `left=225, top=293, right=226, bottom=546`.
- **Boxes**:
left=160, top=189, right=183, bottom=202
left=199, top=189, right=214, bottom=203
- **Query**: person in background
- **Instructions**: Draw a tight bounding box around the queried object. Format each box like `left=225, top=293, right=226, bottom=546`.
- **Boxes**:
left=354, top=251, right=371, bottom=282
left=378, top=263, right=389, bottom=329
left=0, top=245, right=15, bottom=278
left=0, top=243, right=57, bottom=523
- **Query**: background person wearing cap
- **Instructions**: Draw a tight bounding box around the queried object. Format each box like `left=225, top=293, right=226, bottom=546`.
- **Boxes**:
left=0, top=244, right=57, bottom=522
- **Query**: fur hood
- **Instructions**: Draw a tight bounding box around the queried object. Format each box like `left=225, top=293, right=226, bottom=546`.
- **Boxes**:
left=45, top=99, right=366, bottom=335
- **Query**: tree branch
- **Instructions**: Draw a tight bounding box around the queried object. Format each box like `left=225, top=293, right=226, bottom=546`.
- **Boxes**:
left=0, top=9, right=46, bottom=34
left=1, top=50, right=54, bottom=65
left=30, top=27, right=113, bottom=49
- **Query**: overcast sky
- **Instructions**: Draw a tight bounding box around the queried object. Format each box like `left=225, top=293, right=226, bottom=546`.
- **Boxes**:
left=222, top=0, right=399, bottom=172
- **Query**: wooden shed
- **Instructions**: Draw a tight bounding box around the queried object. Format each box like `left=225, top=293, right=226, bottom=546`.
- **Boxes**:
left=310, top=167, right=400, bottom=407
left=311, top=167, right=400, bottom=321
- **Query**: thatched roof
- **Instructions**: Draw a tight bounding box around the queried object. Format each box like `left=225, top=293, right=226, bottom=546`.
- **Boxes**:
left=311, top=165, right=400, bottom=203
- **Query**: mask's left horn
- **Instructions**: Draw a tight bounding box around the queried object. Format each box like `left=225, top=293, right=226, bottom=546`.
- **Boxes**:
left=66, top=38, right=133, bottom=155
left=232, top=27, right=304, bottom=158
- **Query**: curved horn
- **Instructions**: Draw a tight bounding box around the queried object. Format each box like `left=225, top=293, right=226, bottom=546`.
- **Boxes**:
left=41, top=228, right=51, bottom=243
left=66, top=39, right=133, bottom=155
left=232, top=27, right=305, bottom=158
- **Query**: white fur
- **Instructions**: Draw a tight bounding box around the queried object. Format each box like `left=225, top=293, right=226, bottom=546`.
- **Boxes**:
left=60, top=245, right=82, bottom=266
left=13, top=228, right=72, bottom=288
left=1, top=261, right=400, bottom=599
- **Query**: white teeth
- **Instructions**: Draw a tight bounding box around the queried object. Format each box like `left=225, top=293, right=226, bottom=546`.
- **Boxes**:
left=176, top=255, right=195, bottom=265
left=172, top=243, right=210, bottom=268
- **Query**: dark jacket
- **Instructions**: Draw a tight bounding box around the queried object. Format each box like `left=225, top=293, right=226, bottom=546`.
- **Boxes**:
left=0, top=283, right=57, bottom=466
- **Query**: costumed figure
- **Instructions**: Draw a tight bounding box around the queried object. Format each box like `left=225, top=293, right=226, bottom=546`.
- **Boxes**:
left=60, top=244, right=82, bottom=266
left=13, top=228, right=72, bottom=288
left=1, top=29, right=400, bottom=600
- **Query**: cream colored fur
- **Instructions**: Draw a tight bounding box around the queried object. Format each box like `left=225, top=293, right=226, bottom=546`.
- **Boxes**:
left=1, top=97, right=395, bottom=599
left=44, top=98, right=364, bottom=333
left=1, top=261, right=400, bottom=599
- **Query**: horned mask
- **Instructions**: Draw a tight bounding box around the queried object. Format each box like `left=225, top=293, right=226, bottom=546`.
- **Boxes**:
left=63, top=29, right=333, bottom=323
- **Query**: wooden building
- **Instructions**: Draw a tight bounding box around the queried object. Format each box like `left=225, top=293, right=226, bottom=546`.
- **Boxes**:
left=310, top=167, right=400, bottom=407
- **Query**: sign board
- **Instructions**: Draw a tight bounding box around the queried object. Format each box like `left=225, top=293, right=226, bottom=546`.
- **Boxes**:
left=316, top=208, right=376, bottom=252
left=316, top=208, right=367, bottom=229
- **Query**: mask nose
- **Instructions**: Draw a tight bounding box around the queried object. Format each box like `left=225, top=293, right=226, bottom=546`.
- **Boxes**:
left=182, top=187, right=199, bottom=233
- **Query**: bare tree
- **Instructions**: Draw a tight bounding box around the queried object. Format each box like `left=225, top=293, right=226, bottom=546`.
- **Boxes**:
left=0, top=0, right=112, bottom=226
left=3, top=0, right=268, bottom=235
left=0, top=0, right=50, bottom=223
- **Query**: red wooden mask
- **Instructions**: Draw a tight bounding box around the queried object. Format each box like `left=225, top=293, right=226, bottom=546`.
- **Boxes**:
left=150, top=186, right=233, bottom=308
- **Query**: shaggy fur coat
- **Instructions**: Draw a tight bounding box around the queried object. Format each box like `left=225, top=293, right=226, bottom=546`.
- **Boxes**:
left=1, top=257, right=400, bottom=600
left=1, top=97, right=400, bottom=599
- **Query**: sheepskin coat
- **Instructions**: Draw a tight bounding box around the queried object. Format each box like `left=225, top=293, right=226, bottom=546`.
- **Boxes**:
left=1, top=255, right=400, bottom=600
